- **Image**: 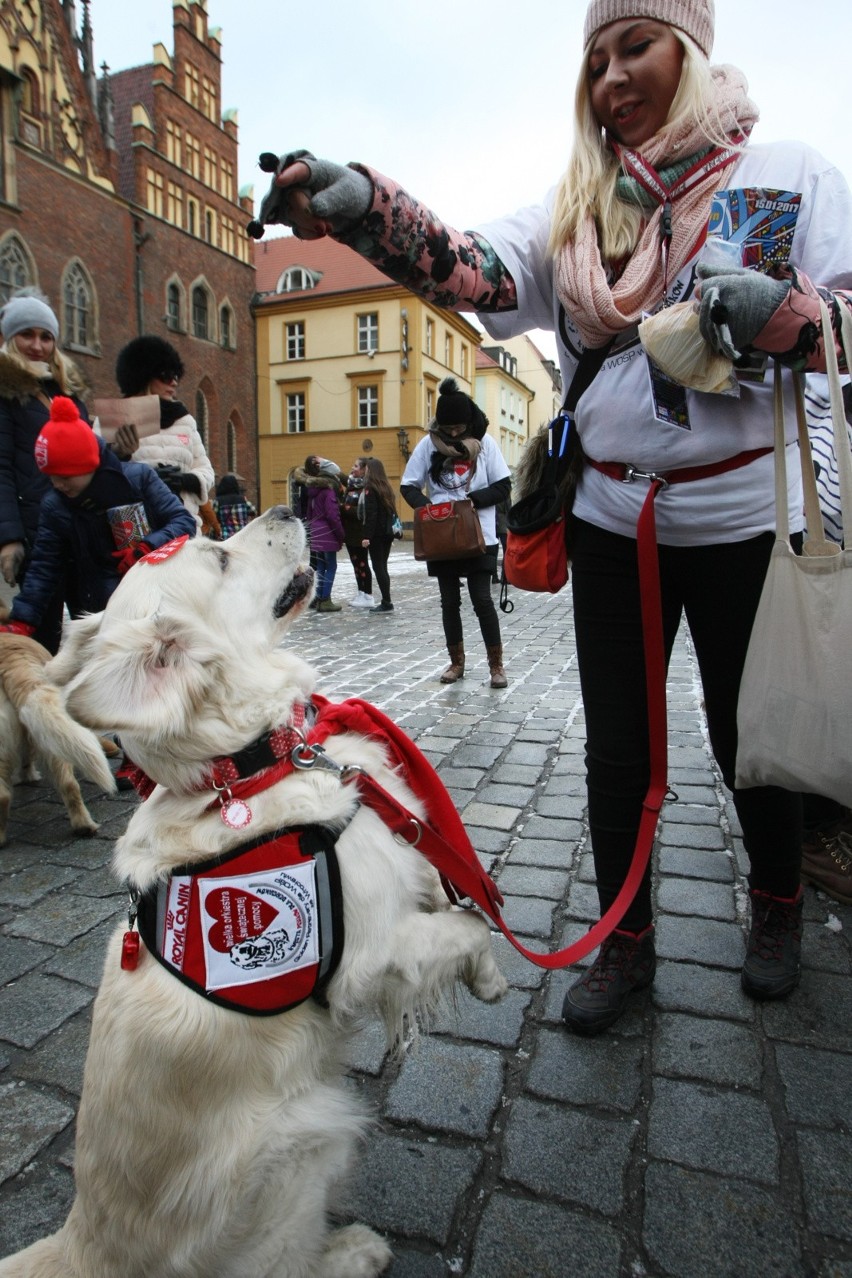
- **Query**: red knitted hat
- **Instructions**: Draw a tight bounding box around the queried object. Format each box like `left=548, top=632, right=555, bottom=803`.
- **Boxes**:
left=34, top=396, right=100, bottom=476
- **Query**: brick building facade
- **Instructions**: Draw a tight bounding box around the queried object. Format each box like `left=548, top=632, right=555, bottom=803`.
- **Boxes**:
left=0, top=0, right=258, bottom=499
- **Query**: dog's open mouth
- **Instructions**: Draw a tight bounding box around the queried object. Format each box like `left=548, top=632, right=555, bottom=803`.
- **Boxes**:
left=274, top=567, right=315, bottom=618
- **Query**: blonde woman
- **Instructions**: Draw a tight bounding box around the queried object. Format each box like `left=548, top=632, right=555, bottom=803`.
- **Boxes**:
left=255, top=0, right=852, bottom=1031
left=0, top=290, right=91, bottom=652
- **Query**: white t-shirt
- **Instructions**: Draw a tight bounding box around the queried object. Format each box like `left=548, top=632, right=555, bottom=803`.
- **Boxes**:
left=402, top=433, right=510, bottom=545
left=477, top=140, right=852, bottom=545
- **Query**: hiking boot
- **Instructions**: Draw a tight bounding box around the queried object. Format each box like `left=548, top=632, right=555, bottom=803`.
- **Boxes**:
left=486, top=643, right=507, bottom=689
left=562, top=925, right=656, bottom=1035
left=741, top=888, right=803, bottom=1000
left=440, top=644, right=465, bottom=684
left=802, top=811, right=852, bottom=905
left=315, top=598, right=342, bottom=613
left=801, top=832, right=852, bottom=905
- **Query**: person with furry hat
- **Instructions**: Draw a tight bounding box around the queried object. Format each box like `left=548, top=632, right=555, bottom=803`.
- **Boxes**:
left=113, top=335, right=214, bottom=532
left=292, top=455, right=345, bottom=611
left=0, top=289, right=91, bottom=652
left=400, top=378, right=511, bottom=685
left=0, top=396, right=195, bottom=637
left=253, top=0, right=852, bottom=1031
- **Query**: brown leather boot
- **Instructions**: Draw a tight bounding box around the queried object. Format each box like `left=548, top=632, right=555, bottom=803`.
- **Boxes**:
left=486, top=644, right=507, bottom=688
left=439, top=644, right=465, bottom=683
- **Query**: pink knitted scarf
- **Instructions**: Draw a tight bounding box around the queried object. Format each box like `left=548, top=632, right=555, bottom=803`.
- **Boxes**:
left=555, top=64, right=759, bottom=347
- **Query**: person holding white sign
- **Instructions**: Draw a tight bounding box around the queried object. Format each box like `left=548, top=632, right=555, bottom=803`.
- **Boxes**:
left=113, top=336, right=214, bottom=532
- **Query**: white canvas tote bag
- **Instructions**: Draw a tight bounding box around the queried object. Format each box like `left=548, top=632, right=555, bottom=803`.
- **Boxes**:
left=735, top=300, right=852, bottom=806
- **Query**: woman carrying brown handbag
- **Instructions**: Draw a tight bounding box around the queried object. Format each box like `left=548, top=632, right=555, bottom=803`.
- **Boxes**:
left=400, top=379, right=511, bottom=687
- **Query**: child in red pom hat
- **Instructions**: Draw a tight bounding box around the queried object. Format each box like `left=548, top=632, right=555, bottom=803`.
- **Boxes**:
left=33, top=395, right=100, bottom=478
left=0, top=397, right=196, bottom=637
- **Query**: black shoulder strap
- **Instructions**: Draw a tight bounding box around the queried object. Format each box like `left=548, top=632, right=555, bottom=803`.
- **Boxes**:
left=562, top=338, right=616, bottom=415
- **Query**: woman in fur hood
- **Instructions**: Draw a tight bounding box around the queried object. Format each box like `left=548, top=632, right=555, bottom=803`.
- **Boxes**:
left=0, top=290, right=91, bottom=653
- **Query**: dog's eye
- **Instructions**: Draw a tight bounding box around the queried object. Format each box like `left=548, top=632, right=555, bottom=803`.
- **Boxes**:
left=217, top=549, right=229, bottom=573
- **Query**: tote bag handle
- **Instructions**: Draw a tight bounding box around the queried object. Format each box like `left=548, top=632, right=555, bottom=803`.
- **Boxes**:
left=773, top=299, right=852, bottom=553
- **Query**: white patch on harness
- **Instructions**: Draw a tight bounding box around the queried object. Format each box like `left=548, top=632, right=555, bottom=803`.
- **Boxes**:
left=162, top=864, right=320, bottom=992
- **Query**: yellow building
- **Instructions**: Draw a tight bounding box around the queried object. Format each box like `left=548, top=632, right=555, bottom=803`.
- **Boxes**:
left=252, top=236, right=482, bottom=514
left=481, top=334, right=563, bottom=437
left=474, top=347, right=535, bottom=471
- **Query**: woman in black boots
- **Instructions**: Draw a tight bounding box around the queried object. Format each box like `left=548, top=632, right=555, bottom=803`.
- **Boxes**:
left=401, top=379, right=511, bottom=688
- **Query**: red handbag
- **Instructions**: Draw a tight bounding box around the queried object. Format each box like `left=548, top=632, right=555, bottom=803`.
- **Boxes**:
left=504, top=510, right=569, bottom=593
left=504, top=340, right=613, bottom=594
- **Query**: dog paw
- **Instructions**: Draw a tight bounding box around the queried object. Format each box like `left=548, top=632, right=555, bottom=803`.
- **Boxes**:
left=469, top=960, right=509, bottom=1004
left=320, top=1223, right=392, bottom=1276
left=71, top=821, right=99, bottom=838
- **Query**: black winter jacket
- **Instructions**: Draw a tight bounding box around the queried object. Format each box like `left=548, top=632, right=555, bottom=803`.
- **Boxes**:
left=10, top=441, right=196, bottom=627
left=0, top=353, right=91, bottom=553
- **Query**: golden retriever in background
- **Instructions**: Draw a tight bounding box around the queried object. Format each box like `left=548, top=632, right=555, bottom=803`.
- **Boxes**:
left=0, top=506, right=507, bottom=1278
left=0, top=624, right=116, bottom=846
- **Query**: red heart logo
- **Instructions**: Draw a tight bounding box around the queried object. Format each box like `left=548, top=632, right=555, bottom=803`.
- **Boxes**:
left=204, top=887, right=278, bottom=953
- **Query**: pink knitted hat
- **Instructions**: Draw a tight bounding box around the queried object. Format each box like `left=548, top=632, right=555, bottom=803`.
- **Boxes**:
left=583, top=0, right=714, bottom=57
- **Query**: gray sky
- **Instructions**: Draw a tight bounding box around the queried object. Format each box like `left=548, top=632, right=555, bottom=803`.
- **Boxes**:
left=88, top=0, right=852, bottom=361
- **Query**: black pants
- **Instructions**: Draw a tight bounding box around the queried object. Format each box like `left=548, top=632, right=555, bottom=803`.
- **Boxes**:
left=368, top=536, right=393, bottom=605
left=438, top=570, right=501, bottom=649
left=571, top=517, right=803, bottom=933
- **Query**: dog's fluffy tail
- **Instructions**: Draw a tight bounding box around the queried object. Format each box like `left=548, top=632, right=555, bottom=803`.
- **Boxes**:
left=19, top=682, right=116, bottom=795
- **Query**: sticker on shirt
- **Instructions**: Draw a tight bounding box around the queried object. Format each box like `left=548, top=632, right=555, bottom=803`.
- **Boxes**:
left=707, top=188, right=802, bottom=271
left=198, top=864, right=319, bottom=991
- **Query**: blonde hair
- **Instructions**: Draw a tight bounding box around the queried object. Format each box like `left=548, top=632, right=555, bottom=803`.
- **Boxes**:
left=1, top=337, right=87, bottom=398
left=548, top=33, right=737, bottom=264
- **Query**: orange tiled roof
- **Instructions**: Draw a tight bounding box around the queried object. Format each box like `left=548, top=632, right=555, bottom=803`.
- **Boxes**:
left=252, top=234, right=395, bottom=299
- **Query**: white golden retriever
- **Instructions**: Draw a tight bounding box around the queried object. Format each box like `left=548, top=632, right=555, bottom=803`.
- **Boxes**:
left=0, top=507, right=507, bottom=1278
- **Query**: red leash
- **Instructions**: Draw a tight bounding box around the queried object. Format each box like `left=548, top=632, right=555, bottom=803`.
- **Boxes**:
left=122, top=457, right=768, bottom=979
left=291, top=698, right=656, bottom=970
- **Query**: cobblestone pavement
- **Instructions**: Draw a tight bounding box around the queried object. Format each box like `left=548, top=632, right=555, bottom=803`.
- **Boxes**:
left=0, top=547, right=850, bottom=1277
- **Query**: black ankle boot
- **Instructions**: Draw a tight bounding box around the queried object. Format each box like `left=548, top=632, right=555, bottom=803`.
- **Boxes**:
left=562, top=925, right=656, bottom=1035
left=741, top=888, right=803, bottom=1000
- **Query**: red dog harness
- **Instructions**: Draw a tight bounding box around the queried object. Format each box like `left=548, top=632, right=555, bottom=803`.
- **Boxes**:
left=122, top=693, right=685, bottom=1000
left=135, top=825, right=344, bottom=1016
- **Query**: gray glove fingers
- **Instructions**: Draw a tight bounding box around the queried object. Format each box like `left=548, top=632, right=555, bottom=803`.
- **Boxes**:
left=247, top=151, right=319, bottom=237
left=308, top=162, right=373, bottom=223
left=697, top=266, right=789, bottom=355
left=695, top=261, right=749, bottom=281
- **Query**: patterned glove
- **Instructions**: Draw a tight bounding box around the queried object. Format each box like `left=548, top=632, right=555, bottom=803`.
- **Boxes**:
left=246, top=150, right=372, bottom=239
left=112, top=543, right=151, bottom=576
left=697, top=263, right=790, bottom=360
left=0, top=620, right=36, bottom=637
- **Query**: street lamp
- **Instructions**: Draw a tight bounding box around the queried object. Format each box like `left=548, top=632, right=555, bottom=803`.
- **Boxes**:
left=396, top=428, right=411, bottom=460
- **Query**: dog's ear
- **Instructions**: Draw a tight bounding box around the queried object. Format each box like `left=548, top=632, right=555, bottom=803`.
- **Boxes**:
left=46, top=612, right=105, bottom=687
left=64, top=613, right=221, bottom=734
